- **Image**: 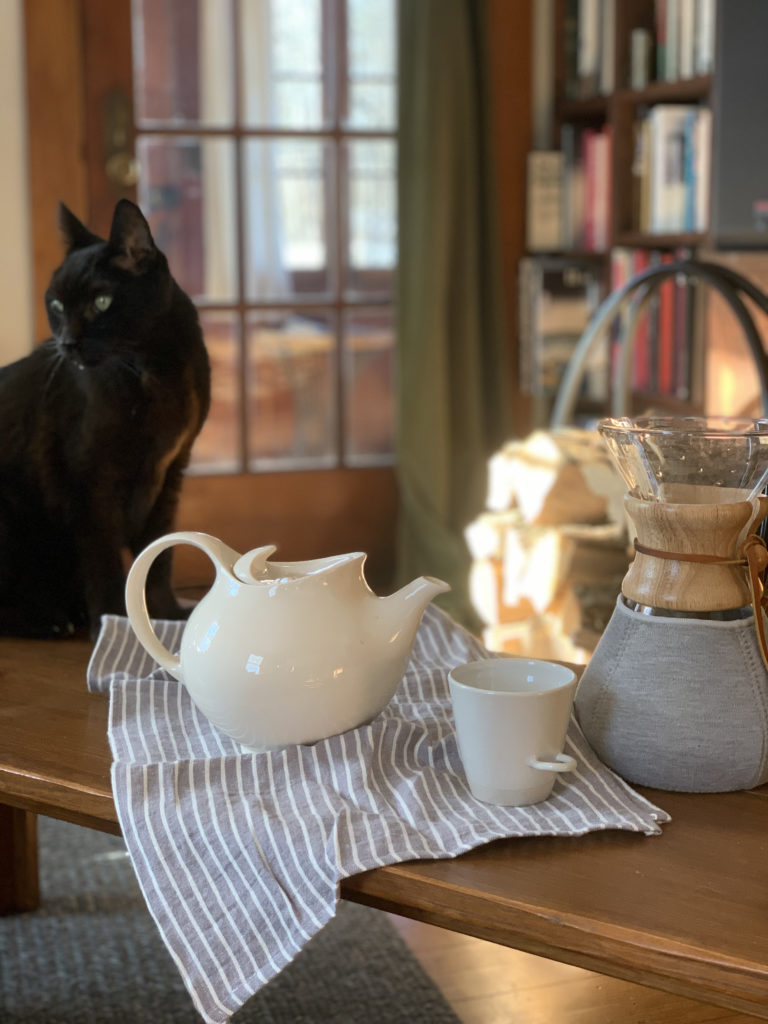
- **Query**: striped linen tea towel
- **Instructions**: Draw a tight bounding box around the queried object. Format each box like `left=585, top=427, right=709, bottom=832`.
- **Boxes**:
left=88, top=606, right=669, bottom=1024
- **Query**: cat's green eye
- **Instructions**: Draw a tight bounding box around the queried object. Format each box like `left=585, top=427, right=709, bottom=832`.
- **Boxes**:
left=49, top=299, right=64, bottom=314
left=93, top=294, right=113, bottom=313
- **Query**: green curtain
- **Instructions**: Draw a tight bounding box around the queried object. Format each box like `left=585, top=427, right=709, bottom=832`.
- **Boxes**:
left=395, top=0, right=512, bottom=631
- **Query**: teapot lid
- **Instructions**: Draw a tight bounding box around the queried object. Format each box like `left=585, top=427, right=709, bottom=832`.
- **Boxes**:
left=232, top=548, right=365, bottom=585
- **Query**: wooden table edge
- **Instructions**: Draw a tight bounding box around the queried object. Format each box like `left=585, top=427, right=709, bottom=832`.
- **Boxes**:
left=341, top=864, right=768, bottom=1018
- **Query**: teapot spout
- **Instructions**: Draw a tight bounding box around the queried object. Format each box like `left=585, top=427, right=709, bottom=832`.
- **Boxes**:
left=379, top=575, right=451, bottom=640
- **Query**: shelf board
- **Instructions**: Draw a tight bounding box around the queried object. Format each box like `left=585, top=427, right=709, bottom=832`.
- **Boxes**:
left=558, top=76, right=712, bottom=121
left=526, top=249, right=608, bottom=262
left=613, top=231, right=706, bottom=250
left=557, top=95, right=609, bottom=121
left=614, top=75, right=712, bottom=105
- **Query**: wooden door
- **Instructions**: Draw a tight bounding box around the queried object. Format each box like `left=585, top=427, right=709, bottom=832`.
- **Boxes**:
left=24, top=0, right=398, bottom=592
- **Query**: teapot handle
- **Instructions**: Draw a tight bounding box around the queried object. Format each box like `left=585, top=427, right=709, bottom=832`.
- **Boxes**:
left=125, top=531, right=242, bottom=677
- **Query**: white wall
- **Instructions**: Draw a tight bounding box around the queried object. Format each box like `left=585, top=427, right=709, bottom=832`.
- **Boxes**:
left=0, top=0, right=33, bottom=363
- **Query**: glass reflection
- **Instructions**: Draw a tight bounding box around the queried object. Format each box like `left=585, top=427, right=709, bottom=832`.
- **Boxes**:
left=344, top=140, right=396, bottom=296
left=246, top=311, right=337, bottom=469
left=137, top=136, right=238, bottom=303
left=188, top=311, right=241, bottom=473
left=133, top=0, right=235, bottom=127
left=343, top=310, right=395, bottom=465
left=240, top=0, right=325, bottom=128
left=346, top=0, right=397, bottom=129
left=242, top=139, right=332, bottom=300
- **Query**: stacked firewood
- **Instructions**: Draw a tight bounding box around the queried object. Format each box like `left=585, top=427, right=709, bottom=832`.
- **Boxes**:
left=466, top=429, right=629, bottom=663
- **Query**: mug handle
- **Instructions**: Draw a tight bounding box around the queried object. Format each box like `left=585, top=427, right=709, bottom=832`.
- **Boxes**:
left=125, top=531, right=241, bottom=678
left=528, top=753, right=577, bottom=773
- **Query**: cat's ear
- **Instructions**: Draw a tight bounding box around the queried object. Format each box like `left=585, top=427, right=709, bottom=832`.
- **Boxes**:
left=59, top=204, right=102, bottom=254
left=108, top=199, right=157, bottom=275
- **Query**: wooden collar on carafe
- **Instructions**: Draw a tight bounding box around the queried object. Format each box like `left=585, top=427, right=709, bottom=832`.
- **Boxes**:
left=633, top=536, right=768, bottom=673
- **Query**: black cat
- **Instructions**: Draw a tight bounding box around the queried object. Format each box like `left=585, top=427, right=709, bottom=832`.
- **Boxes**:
left=0, top=199, right=210, bottom=639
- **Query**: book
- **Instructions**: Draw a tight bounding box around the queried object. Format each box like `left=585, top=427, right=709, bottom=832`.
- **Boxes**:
left=630, top=248, right=652, bottom=390
left=591, top=127, right=612, bottom=252
left=560, top=123, right=584, bottom=249
left=632, top=114, right=652, bottom=231
left=599, top=0, right=616, bottom=94
left=648, top=104, right=693, bottom=233
left=678, top=0, right=695, bottom=79
left=517, top=257, right=606, bottom=415
left=694, top=106, right=712, bottom=232
left=563, top=0, right=580, bottom=99
left=577, top=0, right=601, bottom=97
left=694, top=0, right=716, bottom=75
left=630, top=27, right=654, bottom=90
left=656, top=0, right=668, bottom=80
left=656, top=251, right=676, bottom=394
left=526, top=151, right=564, bottom=252
left=673, top=268, right=696, bottom=400
left=664, top=0, right=680, bottom=81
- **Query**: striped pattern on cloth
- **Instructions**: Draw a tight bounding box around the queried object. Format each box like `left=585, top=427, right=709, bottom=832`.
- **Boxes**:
left=88, top=607, right=669, bottom=1024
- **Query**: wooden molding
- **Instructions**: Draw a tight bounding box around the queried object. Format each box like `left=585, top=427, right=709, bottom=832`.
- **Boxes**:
left=24, top=0, right=89, bottom=341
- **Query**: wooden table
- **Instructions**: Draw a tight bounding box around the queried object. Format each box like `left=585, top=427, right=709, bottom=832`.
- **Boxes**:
left=1, top=636, right=767, bottom=1017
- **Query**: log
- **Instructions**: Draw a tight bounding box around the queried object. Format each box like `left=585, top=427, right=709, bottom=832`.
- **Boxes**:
left=486, top=428, right=625, bottom=526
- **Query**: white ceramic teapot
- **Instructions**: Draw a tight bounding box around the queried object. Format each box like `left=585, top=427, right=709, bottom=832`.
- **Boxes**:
left=125, top=531, right=450, bottom=752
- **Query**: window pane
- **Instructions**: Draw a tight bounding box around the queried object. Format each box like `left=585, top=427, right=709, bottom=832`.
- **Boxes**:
left=239, top=0, right=325, bottom=128
left=346, top=0, right=397, bottom=129
left=343, top=140, right=396, bottom=296
left=246, top=311, right=337, bottom=469
left=343, top=309, right=395, bottom=465
left=189, top=311, right=242, bottom=473
left=133, top=0, right=235, bottom=127
left=242, top=139, right=333, bottom=300
left=137, top=136, right=239, bottom=303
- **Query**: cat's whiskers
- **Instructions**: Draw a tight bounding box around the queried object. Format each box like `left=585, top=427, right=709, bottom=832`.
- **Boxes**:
left=117, top=355, right=145, bottom=382
left=41, top=347, right=66, bottom=400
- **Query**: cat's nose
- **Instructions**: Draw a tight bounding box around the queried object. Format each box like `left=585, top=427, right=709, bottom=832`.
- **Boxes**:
left=58, top=325, right=80, bottom=348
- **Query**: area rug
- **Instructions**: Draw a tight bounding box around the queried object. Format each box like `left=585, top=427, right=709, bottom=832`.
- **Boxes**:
left=0, top=816, right=460, bottom=1024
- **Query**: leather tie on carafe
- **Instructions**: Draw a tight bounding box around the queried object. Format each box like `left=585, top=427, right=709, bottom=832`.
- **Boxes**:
left=633, top=534, right=768, bottom=672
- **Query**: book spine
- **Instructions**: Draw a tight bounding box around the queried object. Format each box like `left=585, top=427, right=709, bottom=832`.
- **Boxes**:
left=682, top=107, right=697, bottom=231
left=560, top=123, right=576, bottom=249
left=577, top=0, right=600, bottom=97
left=599, top=0, right=616, bottom=94
left=526, top=151, right=565, bottom=252
left=673, top=267, right=695, bottom=400
left=609, top=247, right=630, bottom=393
left=649, top=105, right=692, bottom=234
left=694, top=0, right=716, bottom=75
left=582, top=129, right=597, bottom=251
left=678, top=0, right=695, bottom=79
left=563, top=0, right=580, bottom=99
left=656, top=252, right=676, bottom=394
left=518, top=258, right=536, bottom=393
left=631, top=248, right=652, bottom=391
left=592, top=127, right=612, bottom=251
left=664, top=0, right=680, bottom=82
left=694, top=107, right=712, bottom=232
left=655, top=0, right=667, bottom=81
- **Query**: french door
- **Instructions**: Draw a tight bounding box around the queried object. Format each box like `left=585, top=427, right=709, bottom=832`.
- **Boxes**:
left=24, top=0, right=399, bottom=590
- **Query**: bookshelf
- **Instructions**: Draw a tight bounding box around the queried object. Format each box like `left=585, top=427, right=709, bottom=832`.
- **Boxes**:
left=522, top=0, right=722, bottom=426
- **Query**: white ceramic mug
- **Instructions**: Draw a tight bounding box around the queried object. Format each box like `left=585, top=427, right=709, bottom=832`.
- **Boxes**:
left=448, top=658, right=578, bottom=806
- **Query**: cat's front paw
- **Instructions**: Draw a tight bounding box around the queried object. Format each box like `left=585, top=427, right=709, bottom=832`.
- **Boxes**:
left=0, top=607, right=83, bottom=640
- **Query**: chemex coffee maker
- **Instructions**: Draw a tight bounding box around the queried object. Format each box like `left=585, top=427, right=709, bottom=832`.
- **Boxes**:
left=575, top=415, right=768, bottom=793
